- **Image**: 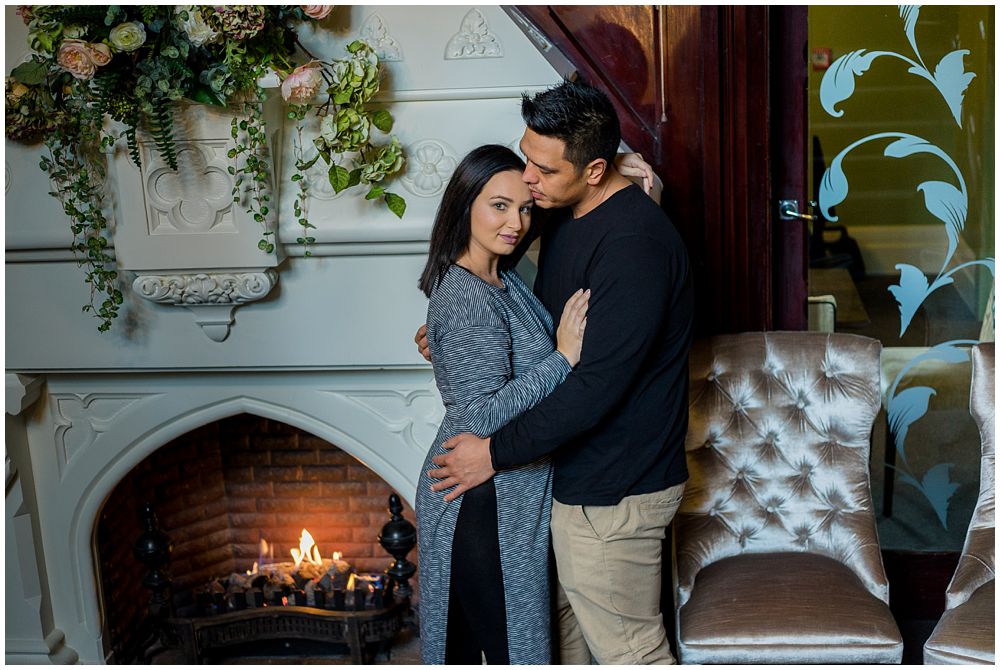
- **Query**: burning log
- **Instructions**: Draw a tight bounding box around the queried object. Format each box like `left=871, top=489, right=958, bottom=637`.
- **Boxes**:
left=191, top=528, right=382, bottom=613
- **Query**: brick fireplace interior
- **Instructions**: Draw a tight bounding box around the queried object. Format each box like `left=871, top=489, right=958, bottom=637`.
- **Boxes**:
left=95, top=413, right=418, bottom=661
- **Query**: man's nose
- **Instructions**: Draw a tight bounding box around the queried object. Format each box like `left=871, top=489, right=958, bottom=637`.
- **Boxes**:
left=522, top=165, right=537, bottom=185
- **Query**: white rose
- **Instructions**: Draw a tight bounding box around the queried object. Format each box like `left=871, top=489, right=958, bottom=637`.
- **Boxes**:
left=109, top=21, right=146, bottom=52
left=63, top=25, right=87, bottom=39
left=175, top=6, right=219, bottom=47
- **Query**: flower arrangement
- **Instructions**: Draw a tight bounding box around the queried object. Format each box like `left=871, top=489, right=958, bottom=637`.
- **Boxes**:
left=6, top=5, right=407, bottom=332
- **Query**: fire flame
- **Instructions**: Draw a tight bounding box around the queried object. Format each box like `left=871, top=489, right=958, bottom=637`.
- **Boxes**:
left=246, top=561, right=259, bottom=576
left=290, top=528, right=323, bottom=568
left=333, top=551, right=342, bottom=561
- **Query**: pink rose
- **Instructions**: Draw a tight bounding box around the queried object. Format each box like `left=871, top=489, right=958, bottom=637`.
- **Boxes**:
left=301, top=5, right=333, bottom=20
left=57, top=39, right=99, bottom=80
left=281, top=60, right=325, bottom=104
left=88, top=42, right=112, bottom=67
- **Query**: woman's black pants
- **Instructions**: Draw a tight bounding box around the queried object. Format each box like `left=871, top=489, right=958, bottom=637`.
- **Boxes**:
left=444, top=479, right=510, bottom=664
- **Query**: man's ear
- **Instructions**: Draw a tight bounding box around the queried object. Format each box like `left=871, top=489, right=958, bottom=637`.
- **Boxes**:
left=584, top=158, right=608, bottom=185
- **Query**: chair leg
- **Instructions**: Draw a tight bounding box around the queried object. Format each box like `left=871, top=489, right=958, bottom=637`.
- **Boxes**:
left=883, top=420, right=896, bottom=518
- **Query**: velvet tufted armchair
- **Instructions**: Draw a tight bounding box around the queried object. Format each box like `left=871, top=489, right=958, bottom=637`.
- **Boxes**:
left=673, top=332, right=903, bottom=664
left=923, top=343, right=995, bottom=664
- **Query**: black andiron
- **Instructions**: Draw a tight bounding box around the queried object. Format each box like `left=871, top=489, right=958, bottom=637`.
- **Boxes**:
left=127, top=504, right=176, bottom=662
left=378, top=492, right=418, bottom=599
left=135, top=493, right=417, bottom=663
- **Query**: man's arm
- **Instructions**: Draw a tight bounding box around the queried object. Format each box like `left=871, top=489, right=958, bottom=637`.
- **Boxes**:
left=430, top=234, right=680, bottom=497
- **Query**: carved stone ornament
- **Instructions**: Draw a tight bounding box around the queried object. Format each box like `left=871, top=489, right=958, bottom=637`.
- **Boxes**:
left=327, top=383, right=445, bottom=454
left=360, top=13, right=402, bottom=62
left=445, top=9, right=503, bottom=60
left=6, top=373, right=45, bottom=417
left=112, top=98, right=284, bottom=272
left=132, top=270, right=278, bottom=342
left=400, top=139, right=459, bottom=198
left=52, top=393, right=150, bottom=474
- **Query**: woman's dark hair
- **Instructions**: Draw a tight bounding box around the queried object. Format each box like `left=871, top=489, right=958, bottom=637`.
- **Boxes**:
left=418, top=144, right=526, bottom=297
left=521, top=78, right=620, bottom=172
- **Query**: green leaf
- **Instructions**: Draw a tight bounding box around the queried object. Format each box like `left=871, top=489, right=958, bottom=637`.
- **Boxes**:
left=371, top=109, right=394, bottom=133
left=296, top=153, right=321, bottom=171
left=258, top=239, right=269, bottom=251
left=347, top=168, right=362, bottom=188
left=385, top=192, right=406, bottom=218
left=11, top=60, right=48, bottom=86
left=329, top=165, right=351, bottom=193
left=189, top=84, right=227, bottom=107
left=366, top=185, right=385, bottom=200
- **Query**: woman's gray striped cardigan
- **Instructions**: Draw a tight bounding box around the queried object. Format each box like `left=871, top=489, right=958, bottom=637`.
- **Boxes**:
left=416, top=264, right=571, bottom=664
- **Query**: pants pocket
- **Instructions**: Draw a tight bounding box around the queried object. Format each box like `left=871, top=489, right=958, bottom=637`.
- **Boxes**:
left=580, top=504, right=616, bottom=540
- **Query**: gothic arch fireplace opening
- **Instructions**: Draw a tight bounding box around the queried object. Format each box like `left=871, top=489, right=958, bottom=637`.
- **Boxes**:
left=94, top=413, right=418, bottom=663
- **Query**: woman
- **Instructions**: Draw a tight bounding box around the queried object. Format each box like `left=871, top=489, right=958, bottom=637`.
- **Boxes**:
left=415, top=144, right=588, bottom=664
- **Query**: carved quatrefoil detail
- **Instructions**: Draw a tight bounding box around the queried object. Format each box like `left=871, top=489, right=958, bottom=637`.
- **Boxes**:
left=145, top=142, right=234, bottom=234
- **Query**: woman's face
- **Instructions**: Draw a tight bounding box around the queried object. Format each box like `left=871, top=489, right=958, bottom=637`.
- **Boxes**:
left=467, top=169, right=534, bottom=259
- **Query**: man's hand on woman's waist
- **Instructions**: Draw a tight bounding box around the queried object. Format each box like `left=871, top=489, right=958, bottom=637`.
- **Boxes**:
left=427, top=433, right=495, bottom=502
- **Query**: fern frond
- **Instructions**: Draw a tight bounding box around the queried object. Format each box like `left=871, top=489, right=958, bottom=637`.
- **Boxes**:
left=149, top=102, right=177, bottom=171
left=92, top=71, right=120, bottom=116
left=125, top=124, right=141, bottom=168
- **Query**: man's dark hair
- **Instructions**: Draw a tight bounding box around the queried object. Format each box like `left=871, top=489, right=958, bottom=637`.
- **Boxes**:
left=418, top=144, right=526, bottom=297
left=521, top=79, right=620, bottom=171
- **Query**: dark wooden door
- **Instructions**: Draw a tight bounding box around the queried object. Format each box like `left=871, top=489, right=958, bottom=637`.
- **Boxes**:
left=510, top=6, right=809, bottom=333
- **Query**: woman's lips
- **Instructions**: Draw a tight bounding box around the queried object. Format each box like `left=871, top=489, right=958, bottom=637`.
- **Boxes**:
left=499, top=234, right=519, bottom=245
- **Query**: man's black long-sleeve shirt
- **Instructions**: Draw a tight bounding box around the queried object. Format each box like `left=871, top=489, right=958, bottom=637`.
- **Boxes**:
left=490, top=184, right=693, bottom=505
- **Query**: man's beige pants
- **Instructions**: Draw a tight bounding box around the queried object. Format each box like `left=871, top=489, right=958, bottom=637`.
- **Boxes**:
left=551, top=483, right=685, bottom=665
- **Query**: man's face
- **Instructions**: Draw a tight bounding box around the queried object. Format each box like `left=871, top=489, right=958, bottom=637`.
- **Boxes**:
left=518, top=128, right=588, bottom=210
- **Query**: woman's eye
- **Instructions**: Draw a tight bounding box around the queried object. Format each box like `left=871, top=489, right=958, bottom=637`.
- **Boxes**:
left=493, top=203, right=507, bottom=211
left=520, top=206, right=532, bottom=214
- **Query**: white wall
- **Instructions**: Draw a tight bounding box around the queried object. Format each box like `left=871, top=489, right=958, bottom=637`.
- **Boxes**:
left=5, top=5, right=562, bottom=372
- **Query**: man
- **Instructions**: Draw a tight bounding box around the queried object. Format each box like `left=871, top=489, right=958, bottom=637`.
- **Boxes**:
left=419, top=79, right=694, bottom=664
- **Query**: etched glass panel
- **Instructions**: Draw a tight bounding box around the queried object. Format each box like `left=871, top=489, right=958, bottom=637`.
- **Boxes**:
left=808, top=5, right=994, bottom=549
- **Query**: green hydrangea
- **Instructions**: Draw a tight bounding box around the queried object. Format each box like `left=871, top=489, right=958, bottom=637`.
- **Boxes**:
left=206, top=5, right=266, bottom=41
left=318, top=106, right=370, bottom=154
left=361, top=138, right=405, bottom=184
left=4, top=77, right=60, bottom=142
left=326, top=40, right=380, bottom=107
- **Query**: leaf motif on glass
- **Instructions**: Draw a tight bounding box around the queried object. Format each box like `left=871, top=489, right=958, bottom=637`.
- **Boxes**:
left=928, top=50, right=976, bottom=128
left=883, top=133, right=937, bottom=159
left=916, top=180, right=967, bottom=259
left=818, top=154, right=850, bottom=221
left=819, top=49, right=882, bottom=118
left=888, top=264, right=939, bottom=336
left=898, top=6, right=921, bottom=59
left=887, top=385, right=937, bottom=466
left=919, top=463, right=961, bottom=528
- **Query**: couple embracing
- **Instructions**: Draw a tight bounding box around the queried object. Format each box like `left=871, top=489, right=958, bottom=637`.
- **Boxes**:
left=414, top=79, right=694, bottom=665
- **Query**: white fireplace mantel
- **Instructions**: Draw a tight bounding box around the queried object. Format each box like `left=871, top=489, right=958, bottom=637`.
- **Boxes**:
left=11, top=369, right=441, bottom=663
